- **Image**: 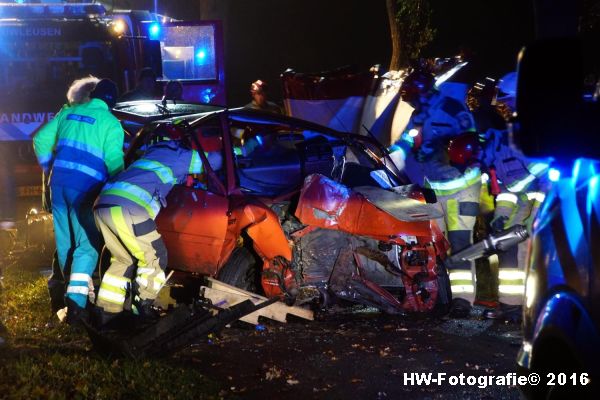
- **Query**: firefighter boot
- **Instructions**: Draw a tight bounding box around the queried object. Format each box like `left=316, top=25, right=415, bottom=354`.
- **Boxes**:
left=483, top=303, right=522, bottom=323
left=134, top=299, right=161, bottom=326
left=90, top=306, right=122, bottom=331
left=65, top=298, right=89, bottom=328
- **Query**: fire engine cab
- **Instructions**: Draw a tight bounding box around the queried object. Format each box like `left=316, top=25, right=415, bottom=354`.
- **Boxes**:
left=0, top=1, right=225, bottom=256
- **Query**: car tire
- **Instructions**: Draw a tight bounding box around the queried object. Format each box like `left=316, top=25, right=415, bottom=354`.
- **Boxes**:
left=217, top=247, right=259, bottom=293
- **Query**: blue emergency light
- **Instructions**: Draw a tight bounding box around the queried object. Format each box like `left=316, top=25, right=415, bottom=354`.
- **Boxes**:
left=548, top=168, right=561, bottom=182
left=196, top=49, right=206, bottom=60
left=148, top=22, right=160, bottom=39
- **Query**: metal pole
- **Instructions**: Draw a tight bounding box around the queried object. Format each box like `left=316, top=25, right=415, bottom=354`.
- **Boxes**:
left=154, top=0, right=158, bottom=15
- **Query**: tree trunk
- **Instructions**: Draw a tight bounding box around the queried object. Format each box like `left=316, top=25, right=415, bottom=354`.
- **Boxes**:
left=386, top=0, right=401, bottom=71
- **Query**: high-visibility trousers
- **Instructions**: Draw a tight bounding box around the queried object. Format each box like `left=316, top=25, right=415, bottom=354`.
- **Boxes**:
left=51, top=185, right=101, bottom=308
left=494, top=190, right=545, bottom=305
left=94, top=206, right=167, bottom=313
left=428, top=175, right=482, bottom=304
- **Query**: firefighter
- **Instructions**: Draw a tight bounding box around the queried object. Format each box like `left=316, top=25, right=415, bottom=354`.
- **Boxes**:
left=92, top=124, right=218, bottom=327
left=118, top=67, right=158, bottom=102
left=480, top=72, right=550, bottom=320
left=244, top=80, right=282, bottom=114
left=398, top=69, right=481, bottom=318
left=33, top=78, right=124, bottom=325
left=163, top=80, right=184, bottom=102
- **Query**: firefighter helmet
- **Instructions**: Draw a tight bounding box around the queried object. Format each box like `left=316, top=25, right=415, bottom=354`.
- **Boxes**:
left=447, top=133, right=480, bottom=166
left=250, top=79, right=267, bottom=94
left=497, top=72, right=517, bottom=100
left=400, top=70, right=435, bottom=104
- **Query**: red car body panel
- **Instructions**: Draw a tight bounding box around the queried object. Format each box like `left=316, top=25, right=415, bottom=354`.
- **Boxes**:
left=296, top=174, right=433, bottom=240
left=156, top=186, right=230, bottom=275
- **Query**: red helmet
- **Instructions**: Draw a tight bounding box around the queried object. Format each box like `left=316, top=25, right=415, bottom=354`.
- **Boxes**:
left=400, top=70, right=435, bottom=104
left=155, top=122, right=199, bottom=150
left=447, top=133, right=480, bottom=166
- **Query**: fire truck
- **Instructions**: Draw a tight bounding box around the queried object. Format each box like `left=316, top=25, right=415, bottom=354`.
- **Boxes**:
left=0, top=1, right=225, bottom=257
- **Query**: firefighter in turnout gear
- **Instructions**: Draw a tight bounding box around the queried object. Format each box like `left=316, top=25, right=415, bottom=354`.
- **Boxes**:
left=398, top=69, right=481, bottom=318
left=93, top=125, right=216, bottom=327
left=244, top=80, right=282, bottom=114
left=32, top=78, right=124, bottom=325
left=479, top=72, right=550, bottom=319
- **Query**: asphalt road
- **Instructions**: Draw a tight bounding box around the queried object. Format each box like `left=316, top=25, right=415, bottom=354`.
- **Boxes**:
left=177, top=307, right=523, bottom=400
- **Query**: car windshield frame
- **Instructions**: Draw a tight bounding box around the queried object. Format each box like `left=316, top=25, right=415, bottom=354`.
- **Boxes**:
left=226, top=108, right=407, bottom=186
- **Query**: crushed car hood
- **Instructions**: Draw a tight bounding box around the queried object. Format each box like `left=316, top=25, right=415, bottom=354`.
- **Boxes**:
left=353, top=186, right=443, bottom=222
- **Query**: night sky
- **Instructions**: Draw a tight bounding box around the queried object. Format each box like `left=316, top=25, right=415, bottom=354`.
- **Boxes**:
left=114, top=0, right=536, bottom=106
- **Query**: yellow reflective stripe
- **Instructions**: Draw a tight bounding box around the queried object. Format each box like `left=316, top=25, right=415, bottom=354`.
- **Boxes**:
left=498, top=269, right=526, bottom=280
left=189, top=151, right=203, bottom=174
left=526, top=192, right=546, bottom=202
left=131, top=159, right=175, bottom=184
left=446, top=198, right=460, bottom=231
left=497, top=193, right=518, bottom=204
left=507, top=174, right=536, bottom=192
left=528, top=162, right=549, bottom=177
left=136, top=267, right=155, bottom=275
left=97, top=288, right=126, bottom=304
left=449, top=271, right=473, bottom=281
left=102, top=272, right=130, bottom=289
left=110, top=207, right=147, bottom=267
left=136, top=271, right=166, bottom=291
left=135, top=276, right=148, bottom=287
left=449, top=270, right=473, bottom=289
left=426, top=167, right=481, bottom=192
left=498, top=285, right=525, bottom=294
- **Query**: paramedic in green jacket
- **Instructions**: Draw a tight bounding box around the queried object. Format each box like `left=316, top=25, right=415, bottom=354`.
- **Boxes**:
left=33, top=79, right=124, bottom=324
left=93, top=134, right=213, bottom=326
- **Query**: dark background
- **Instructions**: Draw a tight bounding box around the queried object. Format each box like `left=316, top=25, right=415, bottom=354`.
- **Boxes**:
left=113, top=0, right=536, bottom=106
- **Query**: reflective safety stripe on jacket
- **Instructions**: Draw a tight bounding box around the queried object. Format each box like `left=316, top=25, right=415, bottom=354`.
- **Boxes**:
left=33, top=99, right=124, bottom=192
left=425, top=166, right=481, bottom=196
left=95, top=140, right=203, bottom=216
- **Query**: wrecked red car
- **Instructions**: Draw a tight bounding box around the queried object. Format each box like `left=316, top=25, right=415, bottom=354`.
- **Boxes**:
left=111, top=101, right=451, bottom=314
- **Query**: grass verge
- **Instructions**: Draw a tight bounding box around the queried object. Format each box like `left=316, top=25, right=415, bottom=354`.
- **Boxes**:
left=0, top=265, right=224, bottom=400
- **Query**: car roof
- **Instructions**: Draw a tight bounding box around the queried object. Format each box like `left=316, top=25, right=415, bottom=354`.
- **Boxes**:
left=164, top=106, right=384, bottom=146
left=112, top=100, right=224, bottom=124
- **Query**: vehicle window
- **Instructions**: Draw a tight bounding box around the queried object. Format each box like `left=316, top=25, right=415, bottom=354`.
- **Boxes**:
left=0, top=21, right=116, bottom=109
left=189, top=118, right=226, bottom=193
left=150, top=23, right=218, bottom=81
left=230, top=120, right=305, bottom=196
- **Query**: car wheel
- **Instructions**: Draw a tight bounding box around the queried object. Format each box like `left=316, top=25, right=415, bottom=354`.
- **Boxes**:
left=217, top=247, right=260, bottom=293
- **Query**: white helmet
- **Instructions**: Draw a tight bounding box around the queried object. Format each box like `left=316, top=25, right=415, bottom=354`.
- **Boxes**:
left=497, top=72, right=517, bottom=100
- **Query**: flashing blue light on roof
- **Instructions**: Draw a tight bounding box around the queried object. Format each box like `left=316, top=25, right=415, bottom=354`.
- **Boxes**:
left=548, top=168, right=561, bottom=182
left=196, top=49, right=206, bottom=60
left=149, top=22, right=161, bottom=39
